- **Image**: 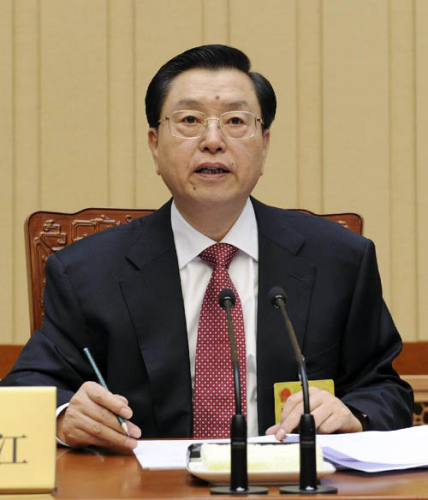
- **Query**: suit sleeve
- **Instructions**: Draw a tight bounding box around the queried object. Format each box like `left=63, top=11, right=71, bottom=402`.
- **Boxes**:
left=336, top=238, right=414, bottom=430
left=0, top=253, right=94, bottom=407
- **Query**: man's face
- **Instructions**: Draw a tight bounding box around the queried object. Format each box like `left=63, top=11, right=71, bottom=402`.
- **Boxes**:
left=148, top=68, right=270, bottom=215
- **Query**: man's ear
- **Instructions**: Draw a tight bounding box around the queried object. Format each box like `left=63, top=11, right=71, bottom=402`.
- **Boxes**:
left=260, top=129, right=271, bottom=175
left=148, top=128, right=160, bottom=175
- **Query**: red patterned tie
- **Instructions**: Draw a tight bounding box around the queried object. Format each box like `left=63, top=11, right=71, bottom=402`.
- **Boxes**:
left=193, top=243, right=247, bottom=439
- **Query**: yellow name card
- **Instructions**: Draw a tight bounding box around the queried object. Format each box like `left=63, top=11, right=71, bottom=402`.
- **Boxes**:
left=0, top=386, right=56, bottom=493
left=274, top=379, right=335, bottom=424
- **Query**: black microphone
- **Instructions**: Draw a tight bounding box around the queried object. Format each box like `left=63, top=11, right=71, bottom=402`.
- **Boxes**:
left=211, top=289, right=267, bottom=495
left=219, top=288, right=236, bottom=307
left=269, top=286, right=337, bottom=495
left=218, top=289, right=241, bottom=414
left=269, top=287, right=310, bottom=415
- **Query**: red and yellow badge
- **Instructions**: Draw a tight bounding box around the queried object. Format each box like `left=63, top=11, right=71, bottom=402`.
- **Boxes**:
left=274, top=379, right=335, bottom=424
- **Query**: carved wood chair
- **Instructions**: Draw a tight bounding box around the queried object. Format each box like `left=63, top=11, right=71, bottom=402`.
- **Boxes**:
left=25, top=208, right=153, bottom=336
left=0, top=344, right=24, bottom=380
left=25, top=207, right=363, bottom=336
left=394, top=343, right=428, bottom=426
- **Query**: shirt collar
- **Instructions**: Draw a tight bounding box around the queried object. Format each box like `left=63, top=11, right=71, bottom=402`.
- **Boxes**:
left=171, top=199, right=259, bottom=270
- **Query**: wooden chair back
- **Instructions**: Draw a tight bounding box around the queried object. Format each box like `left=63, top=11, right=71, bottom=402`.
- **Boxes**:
left=25, top=208, right=153, bottom=337
left=0, top=344, right=24, bottom=380
left=394, top=342, right=428, bottom=425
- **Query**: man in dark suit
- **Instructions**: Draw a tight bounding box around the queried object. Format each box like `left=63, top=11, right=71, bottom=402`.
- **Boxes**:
left=1, top=45, right=413, bottom=452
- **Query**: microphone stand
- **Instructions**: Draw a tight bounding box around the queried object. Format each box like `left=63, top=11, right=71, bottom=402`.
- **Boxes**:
left=211, top=290, right=267, bottom=495
left=270, top=287, right=337, bottom=495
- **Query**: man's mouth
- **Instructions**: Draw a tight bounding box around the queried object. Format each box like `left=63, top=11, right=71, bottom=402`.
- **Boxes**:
left=195, top=165, right=229, bottom=175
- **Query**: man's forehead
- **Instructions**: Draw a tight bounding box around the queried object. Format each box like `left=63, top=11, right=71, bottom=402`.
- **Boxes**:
left=162, top=68, right=259, bottom=112
left=175, top=97, right=252, bottom=110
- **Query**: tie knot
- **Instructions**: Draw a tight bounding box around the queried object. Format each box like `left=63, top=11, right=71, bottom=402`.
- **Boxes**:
left=199, top=243, right=238, bottom=270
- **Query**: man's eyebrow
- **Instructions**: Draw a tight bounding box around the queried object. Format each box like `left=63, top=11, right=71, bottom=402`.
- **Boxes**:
left=223, top=100, right=251, bottom=110
left=175, top=98, right=203, bottom=108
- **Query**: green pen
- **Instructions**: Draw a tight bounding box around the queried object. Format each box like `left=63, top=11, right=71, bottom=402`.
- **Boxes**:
left=83, top=347, right=130, bottom=437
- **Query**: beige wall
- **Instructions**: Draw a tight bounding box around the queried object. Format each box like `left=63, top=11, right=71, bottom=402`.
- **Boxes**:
left=0, top=0, right=427, bottom=344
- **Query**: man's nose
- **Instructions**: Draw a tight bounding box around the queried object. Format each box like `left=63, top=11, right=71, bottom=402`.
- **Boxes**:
left=200, top=118, right=225, bottom=151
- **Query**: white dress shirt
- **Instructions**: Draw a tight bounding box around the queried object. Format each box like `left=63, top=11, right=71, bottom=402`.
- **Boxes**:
left=171, top=198, right=259, bottom=437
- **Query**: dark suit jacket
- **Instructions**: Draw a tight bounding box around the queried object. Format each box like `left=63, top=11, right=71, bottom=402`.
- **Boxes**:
left=2, top=198, right=413, bottom=436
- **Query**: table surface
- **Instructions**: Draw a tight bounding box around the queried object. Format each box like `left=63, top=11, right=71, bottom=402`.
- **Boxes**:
left=11, top=447, right=425, bottom=500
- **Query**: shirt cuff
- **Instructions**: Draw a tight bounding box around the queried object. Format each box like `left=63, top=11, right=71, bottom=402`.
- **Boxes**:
left=56, top=403, right=70, bottom=447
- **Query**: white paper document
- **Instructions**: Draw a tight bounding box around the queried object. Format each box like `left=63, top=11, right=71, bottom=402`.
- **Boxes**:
left=134, top=425, right=428, bottom=473
left=316, top=425, right=428, bottom=472
left=134, top=436, right=263, bottom=470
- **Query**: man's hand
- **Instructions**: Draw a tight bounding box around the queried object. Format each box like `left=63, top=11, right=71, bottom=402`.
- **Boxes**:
left=57, top=381, right=142, bottom=453
left=265, top=386, right=362, bottom=441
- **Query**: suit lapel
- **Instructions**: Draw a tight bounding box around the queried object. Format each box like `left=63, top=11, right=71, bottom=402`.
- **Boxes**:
left=252, top=199, right=317, bottom=433
left=120, top=202, right=192, bottom=436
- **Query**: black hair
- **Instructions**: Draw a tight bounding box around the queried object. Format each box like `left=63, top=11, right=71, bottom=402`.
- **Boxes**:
left=145, top=44, right=276, bottom=130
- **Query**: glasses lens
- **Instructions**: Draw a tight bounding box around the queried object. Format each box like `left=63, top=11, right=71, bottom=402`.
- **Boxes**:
left=167, top=110, right=258, bottom=139
left=220, top=111, right=256, bottom=139
left=169, top=111, right=206, bottom=139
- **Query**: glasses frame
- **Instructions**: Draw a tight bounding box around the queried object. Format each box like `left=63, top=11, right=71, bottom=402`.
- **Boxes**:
left=158, top=110, right=264, bottom=140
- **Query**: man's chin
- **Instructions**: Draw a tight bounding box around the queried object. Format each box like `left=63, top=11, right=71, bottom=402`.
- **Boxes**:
left=187, top=193, right=247, bottom=211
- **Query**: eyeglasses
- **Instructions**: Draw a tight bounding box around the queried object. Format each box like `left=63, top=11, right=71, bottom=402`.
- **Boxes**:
left=158, top=110, right=264, bottom=140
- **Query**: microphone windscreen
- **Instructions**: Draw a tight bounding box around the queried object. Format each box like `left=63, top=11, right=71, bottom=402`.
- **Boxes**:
left=218, top=288, right=236, bottom=308
left=268, top=286, right=287, bottom=306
